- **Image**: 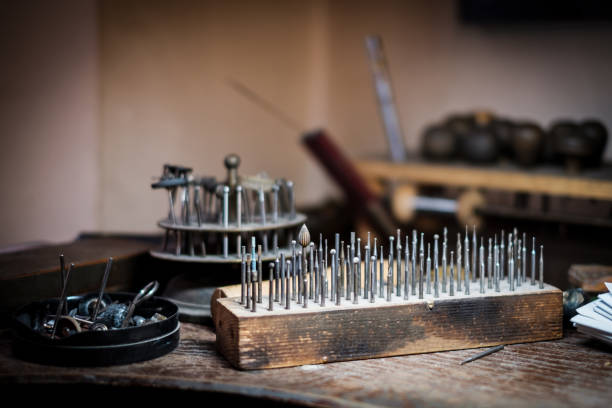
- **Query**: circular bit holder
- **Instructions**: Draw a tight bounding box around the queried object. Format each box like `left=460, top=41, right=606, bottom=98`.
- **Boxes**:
left=151, top=154, right=306, bottom=264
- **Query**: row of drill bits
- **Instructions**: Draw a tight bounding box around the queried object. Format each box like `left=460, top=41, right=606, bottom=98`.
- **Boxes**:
left=239, top=225, right=545, bottom=312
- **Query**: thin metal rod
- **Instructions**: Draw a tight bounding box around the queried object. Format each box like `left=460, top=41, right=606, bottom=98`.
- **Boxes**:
left=460, top=345, right=504, bottom=365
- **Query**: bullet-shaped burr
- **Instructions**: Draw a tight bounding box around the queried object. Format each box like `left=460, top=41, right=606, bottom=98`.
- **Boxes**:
left=298, top=225, right=310, bottom=304
left=539, top=245, right=544, bottom=289
left=434, top=234, right=439, bottom=298
left=487, top=238, right=493, bottom=289
left=449, top=251, right=455, bottom=296
left=509, top=245, right=515, bottom=292
left=251, top=269, right=257, bottom=313
left=353, top=257, right=360, bottom=304
left=531, top=237, right=536, bottom=286
left=411, top=230, right=417, bottom=296
left=442, top=227, right=447, bottom=293
left=258, top=245, right=263, bottom=303
left=457, top=233, right=462, bottom=292
left=472, top=226, right=477, bottom=283
left=389, top=236, right=395, bottom=297
left=426, top=244, right=431, bottom=295
left=396, top=229, right=402, bottom=297
left=268, top=263, right=274, bottom=311
left=241, top=246, right=246, bottom=305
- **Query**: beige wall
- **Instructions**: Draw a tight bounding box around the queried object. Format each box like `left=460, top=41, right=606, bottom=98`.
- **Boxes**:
left=0, top=0, right=98, bottom=246
left=2, top=0, right=612, bottom=244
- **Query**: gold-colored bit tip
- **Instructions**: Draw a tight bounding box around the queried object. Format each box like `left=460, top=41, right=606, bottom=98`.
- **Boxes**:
left=298, top=224, right=310, bottom=247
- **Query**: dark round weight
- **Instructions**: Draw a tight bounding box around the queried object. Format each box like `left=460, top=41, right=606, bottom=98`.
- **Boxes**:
left=422, top=125, right=456, bottom=160
left=512, top=122, right=544, bottom=166
left=445, top=114, right=475, bottom=138
left=551, top=121, right=594, bottom=173
left=491, top=118, right=515, bottom=157
left=461, top=128, right=499, bottom=163
left=580, top=120, right=608, bottom=166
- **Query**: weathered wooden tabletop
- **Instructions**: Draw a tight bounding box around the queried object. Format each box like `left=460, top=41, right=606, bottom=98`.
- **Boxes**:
left=0, top=323, right=609, bottom=407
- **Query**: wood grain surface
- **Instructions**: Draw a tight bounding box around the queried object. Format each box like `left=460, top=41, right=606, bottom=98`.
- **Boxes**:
left=0, top=324, right=609, bottom=407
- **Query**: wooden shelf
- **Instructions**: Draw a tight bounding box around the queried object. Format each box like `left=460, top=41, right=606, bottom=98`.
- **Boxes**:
left=356, top=158, right=612, bottom=201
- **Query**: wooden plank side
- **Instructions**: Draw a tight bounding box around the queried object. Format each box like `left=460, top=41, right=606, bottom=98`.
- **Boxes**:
left=215, top=287, right=562, bottom=370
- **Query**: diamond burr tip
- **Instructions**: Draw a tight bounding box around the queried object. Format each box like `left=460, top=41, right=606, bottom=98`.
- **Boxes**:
left=298, top=224, right=310, bottom=247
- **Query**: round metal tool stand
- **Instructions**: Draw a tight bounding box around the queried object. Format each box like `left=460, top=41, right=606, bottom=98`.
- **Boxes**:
left=150, top=155, right=307, bottom=322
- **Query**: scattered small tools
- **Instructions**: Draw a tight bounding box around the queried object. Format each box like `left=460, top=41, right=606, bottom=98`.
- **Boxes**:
left=42, top=255, right=164, bottom=339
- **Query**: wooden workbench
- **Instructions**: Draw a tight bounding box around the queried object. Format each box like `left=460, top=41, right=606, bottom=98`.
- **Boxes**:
left=0, top=323, right=609, bottom=407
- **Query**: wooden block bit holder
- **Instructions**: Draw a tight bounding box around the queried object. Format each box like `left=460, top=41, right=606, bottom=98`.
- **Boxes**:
left=214, top=277, right=562, bottom=370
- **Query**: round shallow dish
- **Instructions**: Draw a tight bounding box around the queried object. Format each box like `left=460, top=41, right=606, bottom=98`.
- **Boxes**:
left=11, top=293, right=180, bottom=367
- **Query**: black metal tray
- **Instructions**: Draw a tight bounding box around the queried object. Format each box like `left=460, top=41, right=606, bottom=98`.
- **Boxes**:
left=11, top=293, right=180, bottom=366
